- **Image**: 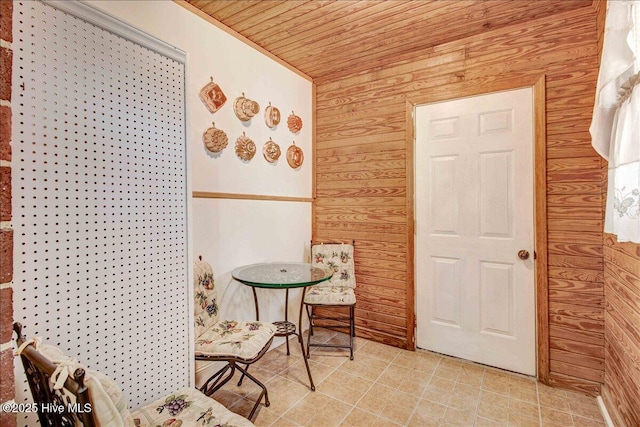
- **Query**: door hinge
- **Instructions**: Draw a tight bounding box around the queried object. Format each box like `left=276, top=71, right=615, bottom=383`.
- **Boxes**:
left=534, top=251, right=537, bottom=260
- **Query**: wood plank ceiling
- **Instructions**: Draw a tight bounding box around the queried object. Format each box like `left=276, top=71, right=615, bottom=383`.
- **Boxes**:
left=186, top=0, right=594, bottom=81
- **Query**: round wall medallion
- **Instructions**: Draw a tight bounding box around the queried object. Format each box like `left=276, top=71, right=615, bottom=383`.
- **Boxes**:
left=235, top=132, right=256, bottom=161
left=202, top=122, right=228, bottom=153
left=264, top=103, right=281, bottom=128
left=263, top=138, right=281, bottom=163
left=287, top=111, right=303, bottom=133
left=233, top=92, right=259, bottom=122
left=286, top=142, right=304, bottom=168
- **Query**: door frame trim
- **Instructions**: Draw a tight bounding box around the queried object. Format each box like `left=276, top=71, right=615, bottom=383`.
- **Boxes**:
left=406, top=75, right=548, bottom=383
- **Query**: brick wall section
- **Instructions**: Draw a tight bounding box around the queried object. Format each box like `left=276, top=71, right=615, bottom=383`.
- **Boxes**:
left=0, top=1, right=15, bottom=426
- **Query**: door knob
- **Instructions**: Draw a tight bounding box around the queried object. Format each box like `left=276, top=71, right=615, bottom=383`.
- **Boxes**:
left=518, top=250, right=530, bottom=260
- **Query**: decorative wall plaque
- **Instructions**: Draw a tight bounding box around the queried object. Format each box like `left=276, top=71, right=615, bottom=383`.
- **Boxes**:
left=286, top=141, right=304, bottom=168
left=199, top=77, right=227, bottom=113
left=202, top=122, right=228, bottom=153
left=235, top=132, right=256, bottom=161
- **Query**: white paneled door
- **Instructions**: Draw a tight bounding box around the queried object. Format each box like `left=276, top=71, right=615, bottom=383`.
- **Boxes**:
left=415, top=88, right=536, bottom=376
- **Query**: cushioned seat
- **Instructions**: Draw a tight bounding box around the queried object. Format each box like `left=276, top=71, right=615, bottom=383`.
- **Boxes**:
left=304, top=242, right=357, bottom=360
left=132, top=387, right=253, bottom=427
left=304, top=286, right=356, bottom=305
left=195, top=320, right=277, bottom=359
left=13, top=322, right=255, bottom=427
left=194, top=259, right=275, bottom=420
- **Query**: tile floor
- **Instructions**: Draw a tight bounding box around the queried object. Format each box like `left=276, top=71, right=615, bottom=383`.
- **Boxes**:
left=212, top=330, right=606, bottom=427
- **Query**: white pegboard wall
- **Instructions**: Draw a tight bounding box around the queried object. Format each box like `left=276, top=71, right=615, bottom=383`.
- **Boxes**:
left=12, top=0, right=189, bottom=420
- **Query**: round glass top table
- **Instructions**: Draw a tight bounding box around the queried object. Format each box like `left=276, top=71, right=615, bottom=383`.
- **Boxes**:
left=232, top=262, right=333, bottom=391
left=231, top=262, right=332, bottom=289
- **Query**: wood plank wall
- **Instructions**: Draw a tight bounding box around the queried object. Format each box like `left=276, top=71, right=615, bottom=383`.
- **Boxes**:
left=602, top=236, right=640, bottom=427
left=313, top=5, right=605, bottom=392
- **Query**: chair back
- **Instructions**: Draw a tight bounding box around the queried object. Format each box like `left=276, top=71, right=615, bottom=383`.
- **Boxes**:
left=194, top=258, right=220, bottom=340
left=311, top=242, right=356, bottom=289
left=13, top=322, right=96, bottom=427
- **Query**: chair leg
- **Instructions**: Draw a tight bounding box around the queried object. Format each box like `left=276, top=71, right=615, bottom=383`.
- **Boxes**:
left=237, top=363, right=248, bottom=386
left=349, top=305, right=355, bottom=360
left=235, top=364, right=270, bottom=419
left=306, top=305, right=313, bottom=358
left=199, top=363, right=236, bottom=397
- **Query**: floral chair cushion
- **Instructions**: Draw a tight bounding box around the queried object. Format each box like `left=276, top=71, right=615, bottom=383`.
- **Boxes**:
left=131, top=387, right=254, bottom=427
left=195, top=320, right=276, bottom=360
left=194, top=260, right=220, bottom=340
left=310, top=243, right=356, bottom=289
left=18, top=342, right=135, bottom=426
left=304, top=285, right=356, bottom=305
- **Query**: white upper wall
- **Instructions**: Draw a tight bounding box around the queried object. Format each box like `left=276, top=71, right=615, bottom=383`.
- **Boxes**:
left=88, top=0, right=313, bottom=197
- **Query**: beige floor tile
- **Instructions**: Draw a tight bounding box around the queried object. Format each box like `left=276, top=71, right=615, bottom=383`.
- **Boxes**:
left=358, top=340, right=402, bottom=362
left=397, top=373, right=432, bottom=397
left=252, top=406, right=283, bottom=427
left=280, top=358, right=336, bottom=387
left=448, top=383, right=480, bottom=411
left=456, top=364, right=485, bottom=388
left=571, top=415, right=606, bottom=426
left=484, top=374, right=511, bottom=395
left=422, top=384, right=453, bottom=406
left=262, top=376, right=310, bottom=415
left=356, top=383, right=395, bottom=415
left=229, top=397, right=265, bottom=420
left=317, top=370, right=373, bottom=406
left=377, top=364, right=411, bottom=389
left=478, top=400, right=509, bottom=423
left=409, top=398, right=447, bottom=426
left=440, top=406, right=476, bottom=426
left=480, top=390, right=510, bottom=408
left=379, top=390, right=419, bottom=425
left=393, top=351, right=440, bottom=375
left=508, top=412, right=541, bottom=427
left=430, top=376, right=457, bottom=392
left=372, top=417, right=403, bottom=427
left=540, top=407, right=573, bottom=427
left=565, top=391, right=599, bottom=406
left=434, top=364, right=462, bottom=381
left=337, top=353, right=389, bottom=382
left=538, top=391, right=571, bottom=412
left=282, top=391, right=335, bottom=426
left=476, top=416, right=509, bottom=427
left=275, top=415, right=304, bottom=426
left=510, top=384, right=539, bottom=405
left=341, top=407, right=380, bottom=427
left=251, top=334, right=608, bottom=427
left=305, top=327, right=338, bottom=343
left=509, top=399, right=541, bottom=420
left=304, top=398, right=352, bottom=427
left=307, top=351, right=349, bottom=369
left=537, top=384, right=567, bottom=399
left=568, top=401, right=604, bottom=421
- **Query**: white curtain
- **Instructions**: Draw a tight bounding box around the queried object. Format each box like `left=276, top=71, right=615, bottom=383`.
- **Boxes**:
left=590, top=0, right=640, bottom=243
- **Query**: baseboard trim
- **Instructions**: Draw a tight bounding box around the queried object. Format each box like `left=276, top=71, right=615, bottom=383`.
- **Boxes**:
left=597, top=396, right=615, bottom=427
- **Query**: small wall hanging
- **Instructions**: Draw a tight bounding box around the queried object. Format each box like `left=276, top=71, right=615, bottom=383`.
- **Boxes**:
left=234, top=93, right=260, bottom=121
left=202, top=122, right=228, bottom=154
left=287, top=111, right=303, bottom=133
left=264, top=102, right=281, bottom=128
left=286, top=141, right=304, bottom=169
left=262, top=138, right=281, bottom=163
left=199, top=77, right=227, bottom=113
left=235, top=132, right=256, bottom=161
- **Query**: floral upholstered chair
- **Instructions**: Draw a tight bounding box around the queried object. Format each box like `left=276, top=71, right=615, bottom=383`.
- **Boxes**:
left=13, top=322, right=254, bottom=427
left=194, top=258, right=276, bottom=420
left=305, top=242, right=356, bottom=360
